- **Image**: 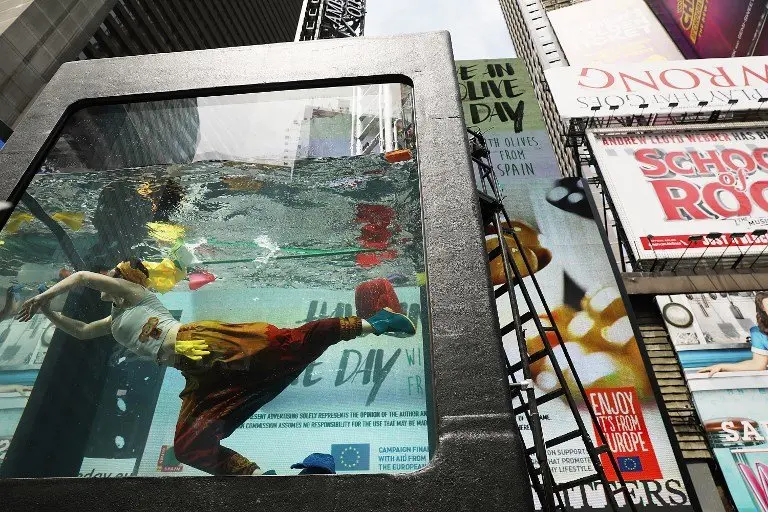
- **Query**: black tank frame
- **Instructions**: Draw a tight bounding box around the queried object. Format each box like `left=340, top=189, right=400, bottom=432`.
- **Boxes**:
left=0, top=32, right=533, bottom=512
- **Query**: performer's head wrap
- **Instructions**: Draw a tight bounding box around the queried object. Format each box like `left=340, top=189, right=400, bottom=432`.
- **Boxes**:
left=115, top=259, right=149, bottom=287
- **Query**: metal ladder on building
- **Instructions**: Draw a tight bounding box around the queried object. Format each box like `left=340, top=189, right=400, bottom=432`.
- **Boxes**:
left=468, top=129, right=637, bottom=512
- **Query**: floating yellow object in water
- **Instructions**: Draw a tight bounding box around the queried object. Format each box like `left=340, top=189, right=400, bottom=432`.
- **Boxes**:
left=416, top=272, right=427, bottom=286
left=51, top=211, right=85, bottom=231
left=147, top=222, right=186, bottom=243
left=4, top=212, right=35, bottom=234
left=144, top=258, right=186, bottom=293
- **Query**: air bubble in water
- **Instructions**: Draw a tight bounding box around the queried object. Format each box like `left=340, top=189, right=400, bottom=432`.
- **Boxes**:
left=253, top=235, right=280, bottom=264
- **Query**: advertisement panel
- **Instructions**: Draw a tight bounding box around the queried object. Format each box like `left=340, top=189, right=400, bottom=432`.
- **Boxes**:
left=587, top=126, right=768, bottom=262
left=645, top=0, right=768, bottom=59
left=544, top=55, right=768, bottom=118
left=72, top=286, right=429, bottom=477
left=318, top=0, right=365, bottom=39
left=0, top=282, right=63, bottom=467
left=498, top=178, right=694, bottom=510
left=657, top=293, right=768, bottom=511
left=456, top=59, right=560, bottom=181
left=547, top=0, right=683, bottom=66
left=296, top=0, right=366, bottom=41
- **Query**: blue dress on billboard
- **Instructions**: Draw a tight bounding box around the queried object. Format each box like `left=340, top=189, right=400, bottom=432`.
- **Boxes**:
left=748, top=326, right=768, bottom=356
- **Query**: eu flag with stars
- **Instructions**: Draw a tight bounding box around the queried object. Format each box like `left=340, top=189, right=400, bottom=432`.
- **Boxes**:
left=618, top=456, right=643, bottom=472
left=331, top=444, right=370, bottom=471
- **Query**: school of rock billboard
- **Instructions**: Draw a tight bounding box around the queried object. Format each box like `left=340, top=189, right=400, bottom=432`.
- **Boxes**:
left=656, top=293, right=768, bottom=511
left=547, top=0, right=682, bottom=66
left=456, top=59, right=560, bottom=182
left=586, top=126, right=768, bottom=263
left=495, top=177, right=694, bottom=510
left=644, top=0, right=768, bottom=59
left=544, top=55, right=768, bottom=118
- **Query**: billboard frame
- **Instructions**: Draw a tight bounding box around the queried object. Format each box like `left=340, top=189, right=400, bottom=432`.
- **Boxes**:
left=0, top=33, right=533, bottom=512
left=654, top=291, right=768, bottom=512
left=545, top=55, right=768, bottom=119
left=582, top=178, right=703, bottom=511
left=586, top=121, right=768, bottom=272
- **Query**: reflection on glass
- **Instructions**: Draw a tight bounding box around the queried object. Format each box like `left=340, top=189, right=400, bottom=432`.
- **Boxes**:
left=0, top=84, right=429, bottom=477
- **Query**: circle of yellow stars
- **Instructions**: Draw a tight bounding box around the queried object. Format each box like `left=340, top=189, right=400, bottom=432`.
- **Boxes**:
left=339, top=446, right=361, bottom=469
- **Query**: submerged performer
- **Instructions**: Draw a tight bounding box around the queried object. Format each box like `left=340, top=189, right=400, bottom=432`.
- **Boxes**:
left=16, top=258, right=416, bottom=475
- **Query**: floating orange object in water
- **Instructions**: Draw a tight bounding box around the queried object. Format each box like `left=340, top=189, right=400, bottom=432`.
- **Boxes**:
left=384, top=149, right=413, bottom=163
left=355, top=278, right=403, bottom=319
left=355, top=253, right=381, bottom=268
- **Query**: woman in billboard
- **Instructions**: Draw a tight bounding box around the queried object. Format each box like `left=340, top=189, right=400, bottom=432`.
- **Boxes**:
left=14, top=258, right=417, bottom=475
left=699, top=292, right=768, bottom=376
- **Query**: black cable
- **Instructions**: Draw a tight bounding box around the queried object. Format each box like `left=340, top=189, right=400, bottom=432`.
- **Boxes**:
left=20, top=192, right=86, bottom=271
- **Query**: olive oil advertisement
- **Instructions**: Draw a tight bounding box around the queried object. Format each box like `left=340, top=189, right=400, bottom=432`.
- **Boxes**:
left=495, top=178, right=693, bottom=510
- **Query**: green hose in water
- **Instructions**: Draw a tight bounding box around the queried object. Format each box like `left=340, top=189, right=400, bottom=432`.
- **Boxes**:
left=198, top=246, right=378, bottom=266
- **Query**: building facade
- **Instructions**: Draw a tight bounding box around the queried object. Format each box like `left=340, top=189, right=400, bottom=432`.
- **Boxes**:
left=500, top=1, right=768, bottom=510
left=0, top=0, right=305, bottom=130
left=498, top=0, right=577, bottom=177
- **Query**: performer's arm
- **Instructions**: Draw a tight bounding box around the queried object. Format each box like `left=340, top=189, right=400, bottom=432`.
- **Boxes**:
left=40, top=306, right=112, bottom=340
left=16, top=271, right=139, bottom=321
left=698, top=353, right=768, bottom=377
left=45, top=271, right=135, bottom=300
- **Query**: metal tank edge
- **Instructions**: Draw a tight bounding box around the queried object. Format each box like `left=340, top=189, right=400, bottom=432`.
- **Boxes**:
left=0, top=32, right=534, bottom=512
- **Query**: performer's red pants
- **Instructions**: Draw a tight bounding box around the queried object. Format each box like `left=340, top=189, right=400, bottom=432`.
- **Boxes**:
left=172, top=316, right=362, bottom=475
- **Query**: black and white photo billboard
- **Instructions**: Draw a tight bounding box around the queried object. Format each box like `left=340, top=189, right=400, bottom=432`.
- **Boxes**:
left=296, top=0, right=366, bottom=41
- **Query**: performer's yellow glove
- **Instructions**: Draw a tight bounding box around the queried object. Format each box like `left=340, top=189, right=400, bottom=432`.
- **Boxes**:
left=175, top=339, right=211, bottom=361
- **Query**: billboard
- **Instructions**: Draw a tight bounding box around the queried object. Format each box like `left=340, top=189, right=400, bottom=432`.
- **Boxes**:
left=657, top=293, right=768, bottom=511
left=657, top=293, right=757, bottom=353
left=74, top=286, right=429, bottom=477
left=296, top=0, right=366, bottom=41
left=587, top=126, right=768, bottom=262
left=548, top=0, right=683, bottom=66
left=498, top=178, right=694, bottom=510
left=544, top=55, right=768, bottom=118
left=456, top=59, right=560, bottom=181
left=645, top=0, right=768, bottom=59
